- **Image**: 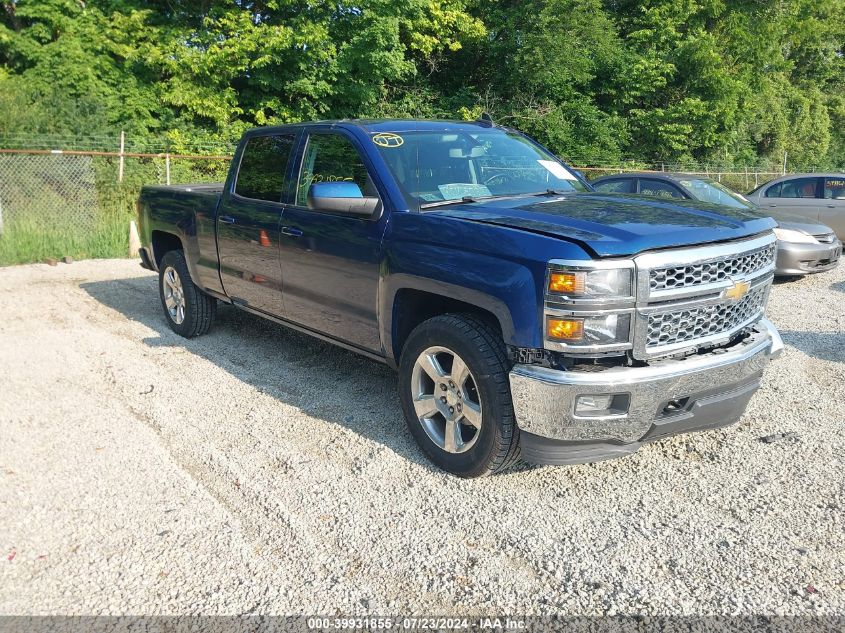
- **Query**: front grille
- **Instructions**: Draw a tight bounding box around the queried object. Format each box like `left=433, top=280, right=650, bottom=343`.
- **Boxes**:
left=646, top=284, right=768, bottom=348
left=649, top=243, right=776, bottom=292
left=813, top=233, right=836, bottom=244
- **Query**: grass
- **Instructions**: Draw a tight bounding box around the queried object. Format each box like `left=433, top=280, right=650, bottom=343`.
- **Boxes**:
left=0, top=212, right=131, bottom=266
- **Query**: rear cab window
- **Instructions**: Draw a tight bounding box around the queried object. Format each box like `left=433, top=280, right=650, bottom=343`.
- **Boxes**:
left=234, top=134, right=295, bottom=202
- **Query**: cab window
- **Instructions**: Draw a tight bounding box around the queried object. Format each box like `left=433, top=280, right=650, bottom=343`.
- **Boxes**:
left=296, top=133, right=377, bottom=207
left=777, top=178, right=819, bottom=199
left=638, top=179, right=684, bottom=199
left=234, top=134, right=295, bottom=202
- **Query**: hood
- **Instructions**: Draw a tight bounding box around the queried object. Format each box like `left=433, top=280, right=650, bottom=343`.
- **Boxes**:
left=756, top=209, right=836, bottom=234
left=426, top=192, right=776, bottom=257
left=776, top=219, right=837, bottom=236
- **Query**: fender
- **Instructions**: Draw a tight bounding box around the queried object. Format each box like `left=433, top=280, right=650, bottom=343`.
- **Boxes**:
left=380, top=273, right=520, bottom=366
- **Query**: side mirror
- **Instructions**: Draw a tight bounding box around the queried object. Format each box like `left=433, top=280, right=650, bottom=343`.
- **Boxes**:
left=307, top=182, right=379, bottom=217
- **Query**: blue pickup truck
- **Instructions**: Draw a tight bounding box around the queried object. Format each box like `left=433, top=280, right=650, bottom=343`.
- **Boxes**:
left=137, top=119, right=783, bottom=477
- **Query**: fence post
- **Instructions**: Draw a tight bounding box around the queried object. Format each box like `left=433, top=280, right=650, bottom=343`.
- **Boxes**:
left=118, top=130, right=125, bottom=183
left=165, top=152, right=171, bottom=186
left=745, top=166, right=749, bottom=190
left=755, top=172, right=759, bottom=188
left=782, top=151, right=787, bottom=175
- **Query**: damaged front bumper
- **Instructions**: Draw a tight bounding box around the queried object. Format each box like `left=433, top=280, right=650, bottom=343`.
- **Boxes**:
left=509, top=319, right=783, bottom=465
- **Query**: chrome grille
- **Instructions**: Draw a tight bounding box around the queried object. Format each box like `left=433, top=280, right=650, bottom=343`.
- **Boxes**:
left=813, top=233, right=836, bottom=244
left=646, top=284, right=768, bottom=348
left=649, top=243, right=776, bottom=292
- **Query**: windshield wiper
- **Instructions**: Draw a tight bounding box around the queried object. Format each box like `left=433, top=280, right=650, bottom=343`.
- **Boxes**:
left=420, top=190, right=572, bottom=209
left=420, top=195, right=485, bottom=209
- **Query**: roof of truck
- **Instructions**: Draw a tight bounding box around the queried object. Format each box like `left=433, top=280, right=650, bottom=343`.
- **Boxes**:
left=243, top=118, right=503, bottom=136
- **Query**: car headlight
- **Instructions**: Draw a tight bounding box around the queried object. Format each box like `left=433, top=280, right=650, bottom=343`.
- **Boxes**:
left=774, top=227, right=817, bottom=244
left=547, top=267, right=633, bottom=299
left=544, top=261, right=635, bottom=355
left=547, top=314, right=632, bottom=345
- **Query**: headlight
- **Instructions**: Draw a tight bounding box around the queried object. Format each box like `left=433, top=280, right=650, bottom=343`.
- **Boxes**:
left=547, top=314, right=631, bottom=345
left=547, top=267, right=633, bottom=299
left=774, top=227, right=817, bottom=244
left=544, top=260, right=635, bottom=355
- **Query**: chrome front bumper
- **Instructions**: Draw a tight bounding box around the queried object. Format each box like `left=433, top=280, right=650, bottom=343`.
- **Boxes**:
left=509, top=319, right=783, bottom=464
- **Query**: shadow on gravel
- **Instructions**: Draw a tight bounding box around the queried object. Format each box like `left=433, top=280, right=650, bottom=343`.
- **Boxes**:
left=773, top=275, right=805, bottom=284
left=830, top=279, right=845, bottom=294
left=779, top=330, right=845, bottom=364
left=80, top=275, right=447, bottom=473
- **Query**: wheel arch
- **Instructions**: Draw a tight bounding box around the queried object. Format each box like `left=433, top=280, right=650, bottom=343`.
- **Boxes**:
left=382, top=275, right=516, bottom=367
left=150, top=230, right=185, bottom=267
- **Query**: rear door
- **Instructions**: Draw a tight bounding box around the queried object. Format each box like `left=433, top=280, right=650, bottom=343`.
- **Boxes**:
left=216, top=133, right=296, bottom=315
left=277, top=128, right=389, bottom=353
left=819, top=176, right=845, bottom=240
left=757, top=177, right=822, bottom=221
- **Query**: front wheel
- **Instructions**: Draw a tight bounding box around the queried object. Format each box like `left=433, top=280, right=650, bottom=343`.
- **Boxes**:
left=398, top=314, right=521, bottom=477
left=158, top=250, right=216, bottom=338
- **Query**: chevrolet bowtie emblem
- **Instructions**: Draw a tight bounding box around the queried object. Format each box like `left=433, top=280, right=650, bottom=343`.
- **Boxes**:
left=724, top=280, right=750, bottom=301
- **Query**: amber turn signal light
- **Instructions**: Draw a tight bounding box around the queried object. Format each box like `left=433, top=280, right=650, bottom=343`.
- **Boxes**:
left=547, top=317, right=584, bottom=341
left=548, top=271, right=585, bottom=295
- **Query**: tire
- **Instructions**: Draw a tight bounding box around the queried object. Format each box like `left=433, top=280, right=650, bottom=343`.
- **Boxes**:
left=398, top=313, right=521, bottom=477
left=158, top=250, right=216, bottom=338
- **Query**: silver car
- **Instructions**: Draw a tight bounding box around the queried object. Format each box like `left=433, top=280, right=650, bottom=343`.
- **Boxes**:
left=590, top=172, right=842, bottom=276
left=745, top=173, right=845, bottom=240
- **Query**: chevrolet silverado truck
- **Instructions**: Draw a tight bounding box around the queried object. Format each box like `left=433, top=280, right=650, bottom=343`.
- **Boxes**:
left=137, top=119, right=784, bottom=477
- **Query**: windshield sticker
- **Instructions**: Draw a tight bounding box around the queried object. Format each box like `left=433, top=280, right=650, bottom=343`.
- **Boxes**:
left=372, top=132, right=404, bottom=148
left=437, top=183, right=492, bottom=199
left=537, top=160, right=576, bottom=180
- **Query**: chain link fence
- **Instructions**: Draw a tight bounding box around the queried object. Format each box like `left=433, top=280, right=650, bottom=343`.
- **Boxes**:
left=0, top=149, right=231, bottom=265
left=573, top=164, right=785, bottom=193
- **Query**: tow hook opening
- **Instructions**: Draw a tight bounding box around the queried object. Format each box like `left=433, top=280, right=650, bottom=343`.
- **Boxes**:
left=660, top=397, right=691, bottom=418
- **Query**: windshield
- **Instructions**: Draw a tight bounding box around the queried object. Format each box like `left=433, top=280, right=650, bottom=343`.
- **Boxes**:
left=682, top=178, right=752, bottom=209
left=370, top=128, right=586, bottom=210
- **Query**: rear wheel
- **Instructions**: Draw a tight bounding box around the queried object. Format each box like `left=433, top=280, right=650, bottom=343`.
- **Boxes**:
left=398, top=314, right=520, bottom=477
left=158, top=250, right=216, bottom=338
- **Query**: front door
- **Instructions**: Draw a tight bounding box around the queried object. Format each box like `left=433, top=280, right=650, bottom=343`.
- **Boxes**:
left=216, top=133, right=296, bottom=316
left=277, top=130, right=388, bottom=353
left=759, top=176, right=822, bottom=222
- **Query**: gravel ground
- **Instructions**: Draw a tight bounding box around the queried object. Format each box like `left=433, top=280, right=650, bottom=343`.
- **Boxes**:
left=0, top=258, right=843, bottom=617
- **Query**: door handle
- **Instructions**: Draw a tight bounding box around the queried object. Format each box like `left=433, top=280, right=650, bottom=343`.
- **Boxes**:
left=281, top=226, right=303, bottom=237
left=219, top=215, right=236, bottom=224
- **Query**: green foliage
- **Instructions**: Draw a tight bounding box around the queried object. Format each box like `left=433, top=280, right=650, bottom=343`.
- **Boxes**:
left=0, top=212, right=128, bottom=266
left=0, top=0, right=843, bottom=167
